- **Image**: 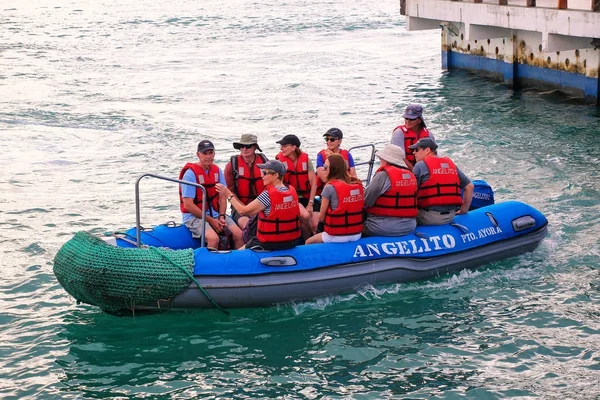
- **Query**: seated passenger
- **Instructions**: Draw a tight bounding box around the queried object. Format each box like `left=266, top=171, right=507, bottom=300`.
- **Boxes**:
left=223, top=134, right=268, bottom=230
left=305, top=154, right=364, bottom=244
left=363, top=143, right=417, bottom=237
left=315, top=128, right=358, bottom=198
left=215, top=160, right=301, bottom=250
left=409, top=138, right=474, bottom=225
left=275, top=134, right=318, bottom=239
left=180, top=140, right=244, bottom=249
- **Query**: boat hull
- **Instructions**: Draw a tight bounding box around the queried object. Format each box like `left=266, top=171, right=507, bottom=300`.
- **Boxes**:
left=142, top=224, right=547, bottom=310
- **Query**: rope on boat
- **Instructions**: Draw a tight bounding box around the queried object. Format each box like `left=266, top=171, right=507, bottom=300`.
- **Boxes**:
left=148, top=246, right=229, bottom=315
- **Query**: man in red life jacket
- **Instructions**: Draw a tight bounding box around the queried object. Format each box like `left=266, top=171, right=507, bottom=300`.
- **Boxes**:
left=223, top=134, right=268, bottom=230
left=391, top=104, right=436, bottom=171
left=363, top=143, right=418, bottom=236
left=409, top=138, right=474, bottom=225
left=180, top=140, right=244, bottom=249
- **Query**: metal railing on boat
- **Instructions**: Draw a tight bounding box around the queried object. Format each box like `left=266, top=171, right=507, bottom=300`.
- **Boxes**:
left=348, top=143, right=377, bottom=186
left=134, top=173, right=208, bottom=248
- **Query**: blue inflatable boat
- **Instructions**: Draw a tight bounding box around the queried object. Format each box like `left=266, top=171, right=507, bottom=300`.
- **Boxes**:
left=53, top=200, right=547, bottom=312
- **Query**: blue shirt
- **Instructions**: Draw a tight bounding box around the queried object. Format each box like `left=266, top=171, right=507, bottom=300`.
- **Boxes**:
left=180, top=166, right=226, bottom=223
left=316, top=151, right=356, bottom=168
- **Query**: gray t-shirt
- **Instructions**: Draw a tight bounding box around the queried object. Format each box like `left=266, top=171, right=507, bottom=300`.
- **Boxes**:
left=321, top=184, right=339, bottom=210
left=412, top=157, right=471, bottom=213
left=363, top=169, right=417, bottom=237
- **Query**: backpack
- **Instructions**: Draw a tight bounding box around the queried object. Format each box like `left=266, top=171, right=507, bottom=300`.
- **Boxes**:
left=465, top=179, right=495, bottom=210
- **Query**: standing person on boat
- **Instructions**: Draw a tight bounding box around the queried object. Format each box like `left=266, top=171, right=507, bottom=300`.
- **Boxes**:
left=180, top=140, right=244, bottom=249
left=315, top=128, right=357, bottom=193
left=275, top=134, right=318, bottom=239
left=363, top=143, right=417, bottom=237
left=223, top=134, right=268, bottom=230
left=409, top=138, right=474, bottom=225
left=216, top=160, right=301, bottom=250
left=306, top=154, right=364, bottom=244
left=391, top=104, right=436, bottom=171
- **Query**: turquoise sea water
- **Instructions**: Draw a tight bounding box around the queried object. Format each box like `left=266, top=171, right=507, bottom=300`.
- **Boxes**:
left=1, top=0, right=599, bottom=398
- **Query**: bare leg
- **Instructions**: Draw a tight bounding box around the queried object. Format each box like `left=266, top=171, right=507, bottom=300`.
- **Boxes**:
left=305, top=232, right=324, bottom=244
left=298, top=204, right=313, bottom=241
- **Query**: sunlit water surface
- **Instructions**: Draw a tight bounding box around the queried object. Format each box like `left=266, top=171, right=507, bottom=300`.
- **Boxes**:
left=1, top=0, right=599, bottom=398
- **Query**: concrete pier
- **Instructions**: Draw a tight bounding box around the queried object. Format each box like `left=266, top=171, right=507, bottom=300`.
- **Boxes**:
left=402, top=0, right=600, bottom=104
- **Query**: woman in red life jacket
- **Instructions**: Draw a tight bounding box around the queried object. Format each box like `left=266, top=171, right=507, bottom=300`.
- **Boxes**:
left=390, top=104, right=435, bottom=171
left=315, top=128, right=357, bottom=197
left=305, top=154, right=364, bottom=244
left=216, top=160, right=301, bottom=250
left=275, top=134, right=318, bottom=239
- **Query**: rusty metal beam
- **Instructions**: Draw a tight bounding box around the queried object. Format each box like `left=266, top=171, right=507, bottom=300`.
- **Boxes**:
left=527, top=0, right=536, bottom=6
left=498, top=0, right=508, bottom=5
left=557, top=0, right=567, bottom=9
left=400, top=0, right=406, bottom=15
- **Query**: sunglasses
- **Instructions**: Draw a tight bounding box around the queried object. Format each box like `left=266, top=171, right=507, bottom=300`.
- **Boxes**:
left=239, top=144, right=254, bottom=149
left=412, top=147, right=424, bottom=152
left=261, top=170, right=276, bottom=176
left=323, top=165, right=329, bottom=171
left=324, top=137, right=338, bottom=143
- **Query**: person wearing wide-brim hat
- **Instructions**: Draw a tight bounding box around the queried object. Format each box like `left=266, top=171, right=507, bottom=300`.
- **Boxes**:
left=275, top=134, right=318, bottom=239
left=362, top=143, right=418, bottom=237
left=390, top=104, right=436, bottom=171
left=224, top=133, right=268, bottom=230
left=216, top=160, right=301, bottom=250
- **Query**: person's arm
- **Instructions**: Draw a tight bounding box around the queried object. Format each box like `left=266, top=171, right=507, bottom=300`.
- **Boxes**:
left=456, top=168, right=473, bottom=214
left=347, top=152, right=358, bottom=178
left=215, top=183, right=265, bottom=216
left=458, top=183, right=474, bottom=214
left=391, top=127, right=404, bottom=147
left=363, top=172, right=389, bottom=208
left=318, top=196, right=330, bottom=222
left=224, top=161, right=236, bottom=193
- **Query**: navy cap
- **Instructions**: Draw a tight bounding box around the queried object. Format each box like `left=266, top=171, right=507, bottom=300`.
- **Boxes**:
left=402, top=104, right=424, bottom=120
left=408, top=137, right=437, bottom=151
left=276, top=134, right=301, bottom=147
left=324, top=127, right=343, bottom=140
left=197, top=140, right=215, bottom=153
left=257, top=160, right=287, bottom=176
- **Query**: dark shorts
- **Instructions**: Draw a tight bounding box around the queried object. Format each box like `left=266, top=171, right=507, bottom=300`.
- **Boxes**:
left=299, top=197, right=321, bottom=212
left=245, top=236, right=298, bottom=251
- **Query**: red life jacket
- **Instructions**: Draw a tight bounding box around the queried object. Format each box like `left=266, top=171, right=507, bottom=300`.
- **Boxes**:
left=257, top=185, right=301, bottom=243
left=179, top=163, right=220, bottom=214
left=316, top=149, right=351, bottom=196
left=366, top=165, right=418, bottom=218
left=230, top=154, right=267, bottom=204
left=417, top=157, right=463, bottom=208
left=392, top=125, right=431, bottom=166
left=276, top=151, right=311, bottom=197
left=324, top=180, right=365, bottom=236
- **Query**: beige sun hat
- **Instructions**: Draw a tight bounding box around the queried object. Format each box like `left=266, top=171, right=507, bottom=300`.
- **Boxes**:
left=233, top=134, right=262, bottom=151
left=376, top=143, right=407, bottom=168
